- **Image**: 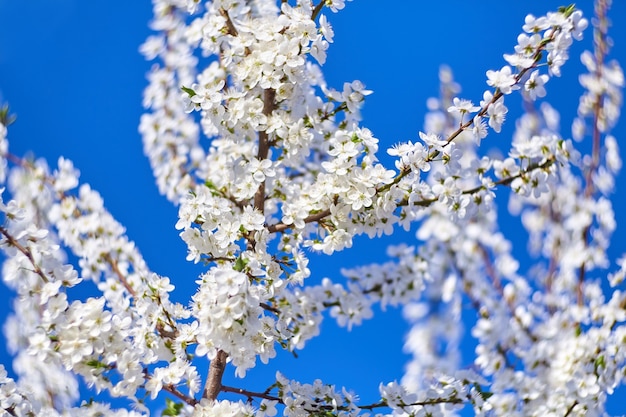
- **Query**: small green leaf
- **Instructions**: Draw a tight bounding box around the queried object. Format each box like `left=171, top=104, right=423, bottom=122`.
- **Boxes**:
left=0, top=104, right=16, bottom=126
left=595, top=355, right=606, bottom=370
left=558, top=4, right=576, bottom=18
left=233, top=256, right=249, bottom=272
left=473, top=383, right=494, bottom=401
left=86, top=359, right=107, bottom=369
left=162, top=398, right=183, bottom=416
left=181, top=86, right=197, bottom=97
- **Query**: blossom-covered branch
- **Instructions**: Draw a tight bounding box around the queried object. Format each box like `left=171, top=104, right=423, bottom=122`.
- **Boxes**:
left=0, top=1, right=624, bottom=416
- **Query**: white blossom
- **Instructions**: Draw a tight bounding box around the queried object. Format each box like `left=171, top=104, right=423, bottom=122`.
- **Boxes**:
left=0, top=2, right=623, bottom=416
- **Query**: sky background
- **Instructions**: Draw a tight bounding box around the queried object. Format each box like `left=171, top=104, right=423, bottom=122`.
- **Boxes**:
left=0, top=1, right=625, bottom=415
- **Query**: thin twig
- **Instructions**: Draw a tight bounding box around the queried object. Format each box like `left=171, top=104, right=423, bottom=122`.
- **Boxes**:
left=221, top=385, right=282, bottom=402
left=577, top=0, right=610, bottom=306
left=0, top=226, right=49, bottom=283
left=163, top=383, right=199, bottom=407
left=219, top=8, right=239, bottom=37
left=311, top=1, right=325, bottom=21
left=102, top=253, right=137, bottom=298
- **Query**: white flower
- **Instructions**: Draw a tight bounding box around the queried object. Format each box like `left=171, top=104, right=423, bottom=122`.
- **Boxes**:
left=319, top=15, right=334, bottom=43
left=487, top=98, right=508, bottom=133
left=523, top=14, right=550, bottom=33
left=53, top=157, right=79, bottom=192
left=472, top=115, right=488, bottom=144
left=524, top=70, right=549, bottom=100
left=486, top=65, right=519, bottom=94
left=447, top=97, right=480, bottom=117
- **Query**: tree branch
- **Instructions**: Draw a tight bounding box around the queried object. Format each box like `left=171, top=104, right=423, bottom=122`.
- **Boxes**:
left=102, top=253, right=137, bottom=298
left=204, top=350, right=228, bottom=401
left=0, top=226, right=49, bottom=283
left=266, top=208, right=331, bottom=233
left=578, top=0, right=610, bottom=305
left=253, top=89, right=276, bottom=215
left=219, top=8, right=239, bottom=37
left=311, top=1, right=325, bottom=21
left=162, top=383, right=199, bottom=407
left=221, top=382, right=467, bottom=412
left=221, top=385, right=282, bottom=402
left=265, top=156, right=555, bottom=236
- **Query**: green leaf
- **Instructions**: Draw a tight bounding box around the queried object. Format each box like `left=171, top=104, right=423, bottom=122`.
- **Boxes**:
left=476, top=388, right=494, bottom=401
left=162, top=398, right=184, bottom=416
left=181, top=86, right=197, bottom=97
left=0, top=104, right=16, bottom=126
left=86, top=359, right=107, bottom=369
left=558, top=4, right=576, bottom=18
left=233, top=256, right=249, bottom=272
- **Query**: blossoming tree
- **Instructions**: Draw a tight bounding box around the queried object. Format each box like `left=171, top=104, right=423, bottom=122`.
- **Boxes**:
left=1, top=0, right=625, bottom=416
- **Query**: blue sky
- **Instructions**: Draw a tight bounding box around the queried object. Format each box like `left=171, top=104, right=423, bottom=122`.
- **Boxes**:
left=0, top=1, right=625, bottom=414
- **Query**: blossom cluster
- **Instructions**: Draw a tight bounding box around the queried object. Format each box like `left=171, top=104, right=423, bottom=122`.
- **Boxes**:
left=0, top=0, right=625, bottom=416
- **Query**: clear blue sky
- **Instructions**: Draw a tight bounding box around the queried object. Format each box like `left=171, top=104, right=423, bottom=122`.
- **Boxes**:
left=0, top=1, right=625, bottom=414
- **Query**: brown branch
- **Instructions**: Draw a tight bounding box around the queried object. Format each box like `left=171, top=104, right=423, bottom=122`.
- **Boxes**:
left=221, top=385, right=281, bottom=402
left=266, top=208, right=331, bottom=233
left=375, top=167, right=411, bottom=195
left=577, top=0, right=611, bottom=306
left=222, top=382, right=466, bottom=412
left=2, top=405, right=17, bottom=417
left=219, top=8, right=239, bottom=37
left=344, top=396, right=465, bottom=412
left=0, top=226, right=49, bottom=283
left=254, top=89, right=276, bottom=214
left=479, top=245, right=502, bottom=292
left=163, top=383, right=199, bottom=407
left=204, top=350, right=228, bottom=401
left=102, top=253, right=181, bottom=339
left=143, top=368, right=198, bottom=407
left=102, top=253, right=137, bottom=298
left=311, top=1, right=325, bottom=21
left=564, top=400, right=579, bottom=417
left=260, top=302, right=281, bottom=314
left=478, top=244, right=539, bottom=343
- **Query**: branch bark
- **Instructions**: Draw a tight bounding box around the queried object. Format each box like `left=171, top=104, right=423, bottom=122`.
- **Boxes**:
left=254, top=88, right=276, bottom=214
left=204, top=350, right=228, bottom=401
